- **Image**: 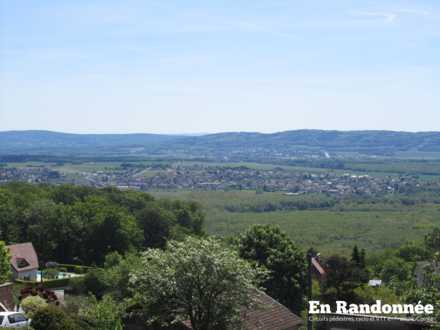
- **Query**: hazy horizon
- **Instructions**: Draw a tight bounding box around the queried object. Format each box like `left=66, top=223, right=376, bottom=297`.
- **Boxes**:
left=1, top=1, right=439, bottom=133
left=1, top=128, right=440, bottom=135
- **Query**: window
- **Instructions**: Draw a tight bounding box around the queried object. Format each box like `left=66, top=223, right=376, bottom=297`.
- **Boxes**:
left=16, top=258, right=30, bottom=269
left=8, top=313, right=27, bottom=324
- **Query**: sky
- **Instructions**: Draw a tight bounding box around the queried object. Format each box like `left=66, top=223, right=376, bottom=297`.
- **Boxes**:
left=1, top=0, right=439, bottom=134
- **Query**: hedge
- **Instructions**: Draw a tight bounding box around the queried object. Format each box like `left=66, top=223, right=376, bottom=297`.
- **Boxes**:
left=55, top=264, right=97, bottom=274
left=15, top=278, right=71, bottom=289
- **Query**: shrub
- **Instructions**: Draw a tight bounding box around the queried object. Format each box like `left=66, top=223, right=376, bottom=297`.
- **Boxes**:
left=21, top=295, right=48, bottom=318
left=69, top=276, right=86, bottom=294
left=42, top=278, right=70, bottom=289
left=83, top=269, right=109, bottom=299
left=43, top=268, right=59, bottom=280
left=31, top=305, right=79, bottom=330
left=80, top=295, right=123, bottom=330
left=20, top=286, right=59, bottom=305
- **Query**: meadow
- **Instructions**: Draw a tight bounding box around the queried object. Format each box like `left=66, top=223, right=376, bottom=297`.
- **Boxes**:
left=153, top=190, right=440, bottom=255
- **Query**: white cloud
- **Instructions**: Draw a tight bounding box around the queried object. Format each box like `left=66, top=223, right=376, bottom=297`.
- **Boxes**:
left=349, top=8, right=430, bottom=23
left=398, top=9, right=430, bottom=16
left=349, top=10, right=398, bottom=23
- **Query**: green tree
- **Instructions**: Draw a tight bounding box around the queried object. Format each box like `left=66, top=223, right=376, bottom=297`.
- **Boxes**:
left=137, top=205, right=175, bottom=248
left=75, top=198, right=143, bottom=265
left=351, top=245, right=366, bottom=269
left=425, top=227, right=440, bottom=252
left=380, top=257, right=411, bottom=283
left=0, top=241, right=11, bottom=283
left=238, top=225, right=306, bottom=313
left=320, top=256, right=363, bottom=305
left=398, top=241, right=427, bottom=261
left=81, top=295, right=123, bottom=330
left=104, top=252, right=141, bottom=300
left=130, top=237, right=263, bottom=330
left=0, top=190, right=19, bottom=243
left=21, top=295, right=48, bottom=318
left=351, top=245, right=360, bottom=265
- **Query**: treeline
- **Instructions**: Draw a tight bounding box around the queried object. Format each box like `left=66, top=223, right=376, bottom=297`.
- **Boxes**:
left=225, top=194, right=337, bottom=212
left=223, top=192, right=440, bottom=213
left=0, top=183, right=204, bottom=265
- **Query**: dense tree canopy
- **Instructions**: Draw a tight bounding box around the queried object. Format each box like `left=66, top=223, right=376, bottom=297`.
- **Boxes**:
left=0, top=183, right=204, bottom=265
left=0, top=241, right=11, bottom=283
left=425, top=227, right=440, bottom=253
left=237, top=224, right=306, bottom=313
left=320, top=255, right=368, bottom=305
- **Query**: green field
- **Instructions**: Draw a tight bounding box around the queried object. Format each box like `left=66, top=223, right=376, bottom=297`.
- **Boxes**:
left=153, top=190, right=440, bottom=255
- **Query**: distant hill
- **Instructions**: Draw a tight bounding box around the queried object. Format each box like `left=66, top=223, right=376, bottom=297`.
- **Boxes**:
left=0, top=130, right=184, bottom=154
left=1, top=130, right=440, bottom=159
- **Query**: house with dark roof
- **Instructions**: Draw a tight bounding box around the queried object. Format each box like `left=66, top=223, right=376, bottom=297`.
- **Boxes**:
left=183, top=290, right=303, bottom=330
left=242, top=290, right=303, bottom=330
left=6, top=243, right=39, bottom=281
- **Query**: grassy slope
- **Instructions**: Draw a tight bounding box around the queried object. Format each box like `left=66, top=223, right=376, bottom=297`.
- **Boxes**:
left=153, top=191, right=440, bottom=255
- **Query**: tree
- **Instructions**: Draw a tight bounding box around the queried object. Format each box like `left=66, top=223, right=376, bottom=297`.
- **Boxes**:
left=380, top=257, right=411, bottom=283
left=397, top=241, right=427, bottom=261
left=130, top=237, right=263, bottom=330
left=0, top=190, right=19, bottom=243
left=104, top=252, right=141, bottom=300
left=76, top=199, right=143, bottom=265
left=137, top=205, right=175, bottom=248
left=351, top=245, right=360, bottom=265
left=0, top=241, right=11, bottom=283
left=21, top=295, right=48, bottom=318
left=320, top=256, right=363, bottom=305
left=237, top=225, right=306, bottom=313
left=425, top=227, right=440, bottom=253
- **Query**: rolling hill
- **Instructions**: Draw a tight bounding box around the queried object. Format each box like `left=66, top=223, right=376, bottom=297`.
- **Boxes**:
left=1, top=130, right=440, bottom=159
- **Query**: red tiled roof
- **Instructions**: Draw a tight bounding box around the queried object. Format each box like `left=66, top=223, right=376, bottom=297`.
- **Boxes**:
left=6, top=243, right=39, bottom=272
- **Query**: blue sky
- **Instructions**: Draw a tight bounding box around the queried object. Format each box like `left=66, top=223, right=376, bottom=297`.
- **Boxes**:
left=1, top=0, right=439, bottom=133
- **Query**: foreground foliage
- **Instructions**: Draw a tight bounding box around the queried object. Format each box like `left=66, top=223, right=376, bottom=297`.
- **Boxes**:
left=80, top=295, right=124, bottom=330
left=130, top=237, right=264, bottom=330
left=31, top=305, right=80, bottom=330
left=21, top=295, right=48, bottom=318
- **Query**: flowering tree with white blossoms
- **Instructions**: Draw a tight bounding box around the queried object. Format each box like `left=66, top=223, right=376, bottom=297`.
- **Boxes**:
left=129, top=237, right=265, bottom=330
